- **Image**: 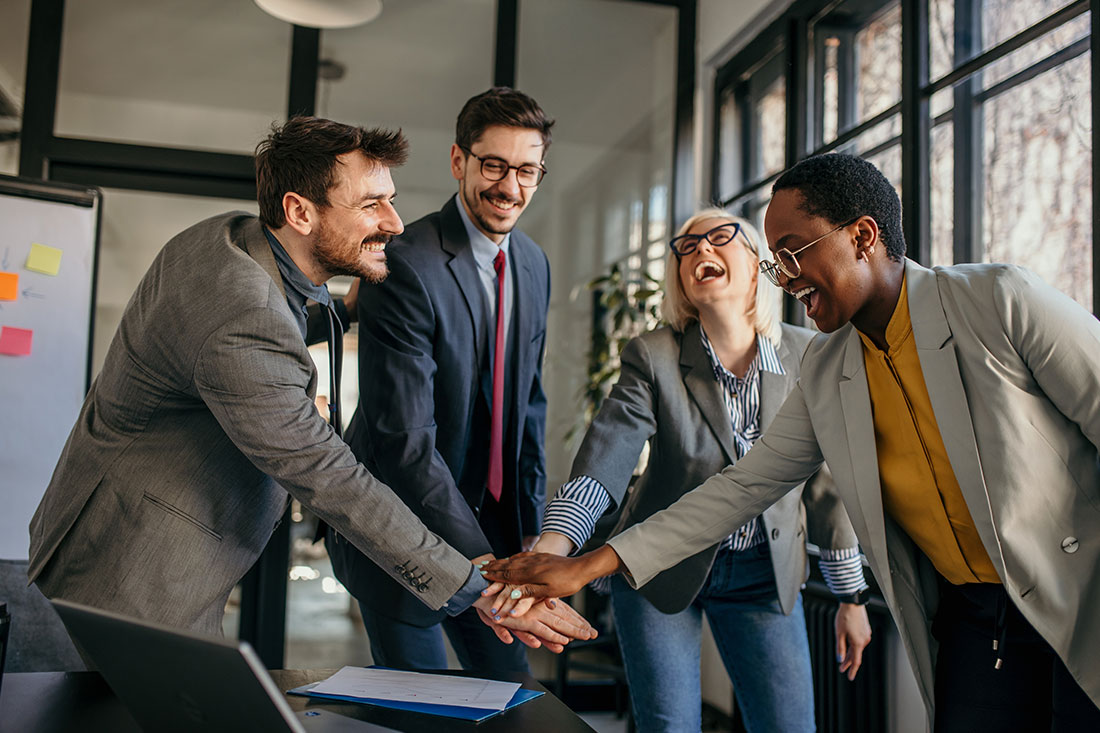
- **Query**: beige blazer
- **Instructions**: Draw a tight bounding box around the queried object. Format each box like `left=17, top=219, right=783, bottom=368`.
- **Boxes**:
left=608, top=259, right=1100, bottom=718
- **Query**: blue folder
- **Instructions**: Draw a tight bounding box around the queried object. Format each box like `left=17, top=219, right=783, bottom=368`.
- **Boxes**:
left=287, top=672, right=544, bottom=723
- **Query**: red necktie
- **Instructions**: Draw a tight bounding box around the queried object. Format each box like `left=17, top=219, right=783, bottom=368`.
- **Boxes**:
left=488, top=249, right=506, bottom=502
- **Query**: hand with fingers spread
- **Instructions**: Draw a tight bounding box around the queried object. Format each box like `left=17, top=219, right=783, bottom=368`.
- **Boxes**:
left=481, top=545, right=624, bottom=601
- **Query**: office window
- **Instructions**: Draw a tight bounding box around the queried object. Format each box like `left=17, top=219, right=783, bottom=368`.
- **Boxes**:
left=714, top=0, right=1094, bottom=311
left=814, top=0, right=902, bottom=150
left=0, top=0, right=30, bottom=174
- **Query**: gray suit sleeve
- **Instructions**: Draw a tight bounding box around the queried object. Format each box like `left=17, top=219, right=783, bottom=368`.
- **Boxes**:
left=192, top=305, right=473, bottom=609
left=609, top=382, right=824, bottom=588
left=569, top=335, right=659, bottom=511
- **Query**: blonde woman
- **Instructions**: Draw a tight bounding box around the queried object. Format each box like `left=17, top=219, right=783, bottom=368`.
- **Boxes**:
left=491, top=209, right=872, bottom=732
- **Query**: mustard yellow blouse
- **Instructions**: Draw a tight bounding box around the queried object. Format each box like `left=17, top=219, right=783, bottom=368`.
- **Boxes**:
left=858, top=276, right=1000, bottom=585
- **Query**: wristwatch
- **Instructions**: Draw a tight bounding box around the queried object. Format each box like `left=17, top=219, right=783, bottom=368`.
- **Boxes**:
left=838, top=588, right=871, bottom=605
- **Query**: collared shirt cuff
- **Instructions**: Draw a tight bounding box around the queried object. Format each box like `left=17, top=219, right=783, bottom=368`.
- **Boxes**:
left=542, top=476, right=612, bottom=553
left=442, top=565, right=489, bottom=616
left=819, top=546, right=870, bottom=597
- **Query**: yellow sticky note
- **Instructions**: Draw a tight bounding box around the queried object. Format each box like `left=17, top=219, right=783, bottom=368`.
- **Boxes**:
left=0, top=271, right=17, bottom=300
left=26, top=243, right=63, bottom=276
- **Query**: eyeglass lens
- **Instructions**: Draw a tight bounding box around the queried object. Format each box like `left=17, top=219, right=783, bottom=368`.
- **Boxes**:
left=480, top=158, right=544, bottom=187
left=671, top=222, right=738, bottom=255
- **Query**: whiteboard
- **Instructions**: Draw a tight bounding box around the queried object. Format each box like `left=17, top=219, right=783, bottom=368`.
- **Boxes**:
left=0, top=175, right=100, bottom=560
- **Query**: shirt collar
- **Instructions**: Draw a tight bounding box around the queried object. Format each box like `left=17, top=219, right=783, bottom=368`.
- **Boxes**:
left=699, top=324, right=785, bottom=382
left=263, top=226, right=332, bottom=310
left=454, top=193, right=511, bottom=271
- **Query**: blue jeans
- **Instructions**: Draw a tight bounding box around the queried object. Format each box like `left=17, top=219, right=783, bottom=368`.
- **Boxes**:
left=610, top=543, right=815, bottom=733
left=359, top=603, right=529, bottom=676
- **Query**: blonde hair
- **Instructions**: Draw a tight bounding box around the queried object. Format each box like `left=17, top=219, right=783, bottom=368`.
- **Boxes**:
left=660, top=207, right=782, bottom=344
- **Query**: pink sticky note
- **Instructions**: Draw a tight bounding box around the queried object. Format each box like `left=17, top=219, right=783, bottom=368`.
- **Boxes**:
left=0, top=326, right=33, bottom=356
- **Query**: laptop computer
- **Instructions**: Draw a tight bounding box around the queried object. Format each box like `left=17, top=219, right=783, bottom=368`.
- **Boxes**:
left=51, top=598, right=395, bottom=733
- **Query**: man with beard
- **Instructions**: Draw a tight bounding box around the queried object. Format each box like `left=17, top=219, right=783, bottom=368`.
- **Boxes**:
left=27, top=117, right=595, bottom=653
left=327, top=88, right=554, bottom=675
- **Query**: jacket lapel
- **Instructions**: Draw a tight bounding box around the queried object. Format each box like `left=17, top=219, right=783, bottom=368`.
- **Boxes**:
left=905, top=261, right=1004, bottom=575
left=838, top=325, right=895, bottom=600
left=680, top=323, right=738, bottom=466
left=440, top=198, right=487, bottom=374
left=759, top=334, right=794, bottom=428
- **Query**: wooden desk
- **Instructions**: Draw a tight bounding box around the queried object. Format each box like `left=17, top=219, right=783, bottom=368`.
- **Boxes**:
left=0, top=670, right=595, bottom=732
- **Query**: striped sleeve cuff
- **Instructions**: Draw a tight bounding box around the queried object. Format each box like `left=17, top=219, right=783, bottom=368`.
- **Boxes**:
left=541, top=476, right=612, bottom=554
left=819, top=546, right=870, bottom=597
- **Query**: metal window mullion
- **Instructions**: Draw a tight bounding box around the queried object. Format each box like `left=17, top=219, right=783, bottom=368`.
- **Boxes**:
left=494, top=0, right=518, bottom=88
left=901, top=0, right=931, bottom=265
left=18, top=0, right=65, bottom=179
left=1093, top=0, right=1099, bottom=316
left=837, top=27, right=858, bottom=147
left=953, top=0, right=982, bottom=264
left=786, top=14, right=810, bottom=168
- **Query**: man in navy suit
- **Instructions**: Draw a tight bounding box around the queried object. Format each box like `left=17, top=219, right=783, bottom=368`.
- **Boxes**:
left=328, top=88, right=552, bottom=674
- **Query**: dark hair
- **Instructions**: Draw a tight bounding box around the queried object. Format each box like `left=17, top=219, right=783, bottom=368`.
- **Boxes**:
left=772, top=153, right=905, bottom=260
left=455, top=87, right=554, bottom=155
left=255, top=116, right=409, bottom=228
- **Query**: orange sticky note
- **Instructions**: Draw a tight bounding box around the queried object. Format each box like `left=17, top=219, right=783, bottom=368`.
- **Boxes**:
left=26, top=243, right=63, bottom=276
left=0, top=271, right=17, bottom=300
left=0, top=326, right=33, bottom=356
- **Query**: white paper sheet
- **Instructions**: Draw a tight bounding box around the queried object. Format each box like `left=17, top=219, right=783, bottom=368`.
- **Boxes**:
left=309, top=667, right=522, bottom=710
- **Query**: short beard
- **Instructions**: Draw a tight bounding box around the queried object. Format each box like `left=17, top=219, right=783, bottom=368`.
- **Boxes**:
left=463, top=186, right=517, bottom=237
left=313, top=229, right=391, bottom=284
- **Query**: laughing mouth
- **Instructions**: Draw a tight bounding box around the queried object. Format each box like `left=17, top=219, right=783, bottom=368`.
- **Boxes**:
left=694, top=260, right=726, bottom=282
left=484, top=194, right=520, bottom=213
left=361, top=235, right=391, bottom=253
left=790, top=285, right=817, bottom=307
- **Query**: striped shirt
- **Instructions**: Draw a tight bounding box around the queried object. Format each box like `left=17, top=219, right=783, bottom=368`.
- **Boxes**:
left=542, top=328, right=868, bottom=598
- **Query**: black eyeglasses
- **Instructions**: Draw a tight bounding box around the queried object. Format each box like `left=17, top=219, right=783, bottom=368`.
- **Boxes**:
left=669, top=222, right=743, bottom=258
left=460, top=146, right=547, bottom=187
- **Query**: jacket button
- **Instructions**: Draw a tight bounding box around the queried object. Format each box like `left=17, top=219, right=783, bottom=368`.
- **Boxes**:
left=1062, top=537, right=1079, bottom=554
left=771, top=528, right=780, bottom=540
left=418, top=583, right=429, bottom=592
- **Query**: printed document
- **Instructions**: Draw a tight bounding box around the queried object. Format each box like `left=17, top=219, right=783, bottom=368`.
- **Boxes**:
left=309, top=667, right=522, bottom=710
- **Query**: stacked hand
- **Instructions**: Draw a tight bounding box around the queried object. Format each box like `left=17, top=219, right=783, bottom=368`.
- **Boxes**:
left=470, top=554, right=598, bottom=652
left=479, top=544, right=624, bottom=610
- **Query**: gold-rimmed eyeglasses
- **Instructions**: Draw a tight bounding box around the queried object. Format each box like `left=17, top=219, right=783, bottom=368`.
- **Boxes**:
left=759, top=216, right=861, bottom=287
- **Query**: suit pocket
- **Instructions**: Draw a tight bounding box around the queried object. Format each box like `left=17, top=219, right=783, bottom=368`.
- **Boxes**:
left=142, top=492, right=223, bottom=541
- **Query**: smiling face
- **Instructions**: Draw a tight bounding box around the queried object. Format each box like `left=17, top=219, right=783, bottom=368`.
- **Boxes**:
left=676, top=217, right=758, bottom=317
left=763, top=188, right=874, bottom=332
left=311, top=151, right=404, bottom=283
left=451, top=125, right=545, bottom=243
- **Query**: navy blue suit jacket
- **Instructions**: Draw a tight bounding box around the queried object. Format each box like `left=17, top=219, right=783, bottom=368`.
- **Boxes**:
left=331, top=197, right=550, bottom=626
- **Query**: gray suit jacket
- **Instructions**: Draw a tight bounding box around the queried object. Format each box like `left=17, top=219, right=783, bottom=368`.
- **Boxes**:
left=575, top=321, right=858, bottom=614
left=609, top=260, right=1100, bottom=717
left=27, top=212, right=473, bottom=634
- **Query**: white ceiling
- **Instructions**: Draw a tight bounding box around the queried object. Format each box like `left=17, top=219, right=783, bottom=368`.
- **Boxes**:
left=1, top=0, right=678, bottom=148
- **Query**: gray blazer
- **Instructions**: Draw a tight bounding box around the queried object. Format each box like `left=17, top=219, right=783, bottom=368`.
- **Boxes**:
left=27, top=212, right=473, bottom=634
left=575, top=321, right=858, bottom=615
left=608, top=260, right=1100, bottom=717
